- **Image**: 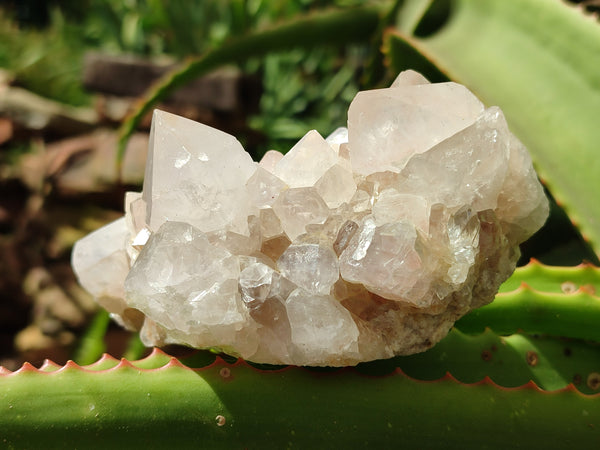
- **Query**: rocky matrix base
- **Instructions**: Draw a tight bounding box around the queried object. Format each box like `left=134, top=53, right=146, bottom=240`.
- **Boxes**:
left=72, top=70, right=548, bottom=366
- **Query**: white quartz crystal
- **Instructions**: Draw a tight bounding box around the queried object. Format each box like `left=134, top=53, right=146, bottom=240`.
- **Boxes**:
left=142, top=111, right=257, bottom=234
left=349, top=75, right=485, bottom=175
left=274, top=130, right=338, bottom=188
left=72, top=70, right=549, bottom=366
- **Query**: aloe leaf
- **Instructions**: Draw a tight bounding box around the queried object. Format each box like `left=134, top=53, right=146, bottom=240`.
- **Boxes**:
left=396, top=328, right=600, bottom=395
left=396, top=0, right=435, bottom=34
left=456, top=285, right=600, bottom=341
left=116, top=5, right=385, bottom=170
left=498, top=260, right=600, bottom=294
left=386, top=0, right=600, bottom=256
left=456, top=261, right=600, bottom=342
left=1, top=354, right=599, bottom=448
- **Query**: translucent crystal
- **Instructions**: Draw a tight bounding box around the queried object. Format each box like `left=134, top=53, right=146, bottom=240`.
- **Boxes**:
left=348, top=76, right=484, bottom=175
left=372, top=189, right=429, bottom=233
left=239, top=261, right=278, bottom=306
left=274, top=130, right=338, bottom=188
left=391, top=69, right=430, bottom=87
left=71, top=218, right=138, bottom=329
left=285, top=288, right=360, bottom=365
left=325, top=127, right=349, bottom=153
left=271, top=187, right=329, bottom=241
left=258, top=208, right=291, bottom=262
left=124, top=192, right=145, bottom=236
left=246, top=166, right=287, bottom=209
left=395, top=107, right=510, bottom=212
left=72, top=70, right=549, bottom=366
left=259, top=150, right=284, bottom=172
left=339, top=217, right=427, bottom=304
left=124, top=221, right=260, bottom=357
left=143, top=110, right=257, bottom=234
left=278, top=243, right=339, bottom=295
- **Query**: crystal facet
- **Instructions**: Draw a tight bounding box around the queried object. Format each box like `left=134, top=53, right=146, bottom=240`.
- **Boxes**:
left=72, top=70, right=549, bottom=366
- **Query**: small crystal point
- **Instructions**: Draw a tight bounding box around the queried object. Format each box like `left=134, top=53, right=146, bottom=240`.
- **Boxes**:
left=259, top=150, right=284, bottom=172
left=246, top=166, right=287, bottom=209
left=391, top=69, right=431, bottom=87
left=314, top=163, right=356, bottom=209
left=72, top=72, right=548, bottom=366
left=325, top=127, right=348, bottom=153
left=339, top=217, right=426, bottom=304
left=274, top=130, right=338, bottom=188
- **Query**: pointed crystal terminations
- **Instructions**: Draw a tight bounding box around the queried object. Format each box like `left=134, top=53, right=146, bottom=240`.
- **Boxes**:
left=72, top=70, right=549, bottom=366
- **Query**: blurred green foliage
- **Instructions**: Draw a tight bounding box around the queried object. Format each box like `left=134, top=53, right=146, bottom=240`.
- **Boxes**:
left=0, top=9, right=89, bottom=106
left=0, top=0, right=372, bottom=153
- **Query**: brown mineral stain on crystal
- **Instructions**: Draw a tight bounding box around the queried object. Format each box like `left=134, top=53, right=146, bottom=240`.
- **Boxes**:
left=122, top=308, right=145, bottom=330
left=333, top=220, right=359, bottom=256
left=261, top=235, right=291, bottom=262
left=335, top=279, right=394, bottom=321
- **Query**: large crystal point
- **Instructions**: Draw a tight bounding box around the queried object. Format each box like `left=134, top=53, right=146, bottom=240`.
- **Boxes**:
left=72, top=70, right=549, bottom=366
left=143, top=110, right=257, bottom=234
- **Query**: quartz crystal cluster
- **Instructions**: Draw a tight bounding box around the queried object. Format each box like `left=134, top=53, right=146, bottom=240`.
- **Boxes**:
left=72, top=70, right=548, bottom=366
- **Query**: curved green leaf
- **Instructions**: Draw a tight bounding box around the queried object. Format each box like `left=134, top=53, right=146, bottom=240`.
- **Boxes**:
left=386, top=0, right=600, bottom=256
left=116, top=5, right=385, bottom=171
left=396, top=328, right=600, bottom=395
left=1, top=353, right=599, bottom=448
left=456, top=287, right=600, bottom=342
left=457, top=261, right=600, bottom=343
left=498, top=260, right=600, bottom=294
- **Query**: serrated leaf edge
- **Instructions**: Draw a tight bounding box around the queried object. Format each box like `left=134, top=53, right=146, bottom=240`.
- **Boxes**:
left=2, top=349, right=599, bottom=398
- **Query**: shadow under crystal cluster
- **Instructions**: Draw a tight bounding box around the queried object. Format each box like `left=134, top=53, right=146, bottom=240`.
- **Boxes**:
left=72, top=70, right=548, bottom=366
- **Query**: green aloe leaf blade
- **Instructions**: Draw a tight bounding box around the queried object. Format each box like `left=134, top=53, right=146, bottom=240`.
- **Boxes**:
left=457, top=262, right=600, bottom=342
left=396, top=328, right=600, bottom=395
left=456, top=287, right=600, bottom=342
left=1, top=357, right=599, bottom=448
left=386, top=0, right=600, bottom=256
left=497, top=260, right=600, bottom=294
